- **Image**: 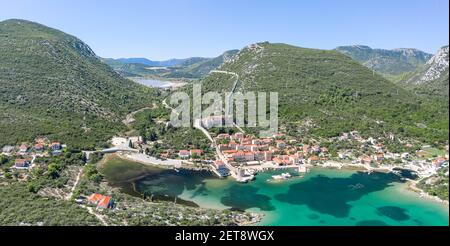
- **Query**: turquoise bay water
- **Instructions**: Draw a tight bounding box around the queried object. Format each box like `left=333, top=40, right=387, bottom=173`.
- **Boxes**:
left=133, top=168, right=449, bottom=226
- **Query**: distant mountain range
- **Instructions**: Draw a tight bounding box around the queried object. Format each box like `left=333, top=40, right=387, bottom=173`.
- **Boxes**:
left=102, top=50, right=239, bottom=79
left=398, top=46, right=449, bottom=96
left=335, top=45, right=432, bottom=77
left=0, top=19, right=156, bottom=147
left=104, top=57, right=211, bottom=68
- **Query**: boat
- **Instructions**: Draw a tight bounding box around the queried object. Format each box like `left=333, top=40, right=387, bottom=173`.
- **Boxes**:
left=271, top=172, right=292, bottom=181
left=244, top=169, right=257, bottom=175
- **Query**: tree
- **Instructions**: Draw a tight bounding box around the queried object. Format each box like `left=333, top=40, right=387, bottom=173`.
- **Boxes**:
left=27, top=182, right=38, bottom=193
left=47, top=163, right=60, bottom=179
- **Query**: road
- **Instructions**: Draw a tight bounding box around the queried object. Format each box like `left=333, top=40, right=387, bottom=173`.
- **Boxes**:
left=122, top=103, right=157, bottom=127
left=193, top=119, right=241, bottom=179
left=163, top=70, right=246, bottom=180
left=210, top=70, right=245, bottom=133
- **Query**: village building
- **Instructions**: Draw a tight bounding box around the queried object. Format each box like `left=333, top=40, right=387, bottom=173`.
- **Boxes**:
left=307, top=155, right=319, bottom=164
left=201, top=116, right=223, bottom=129
left=88, top=193, right=114, bottom=209
left=2, top=145, right=15, bottom=154
left=272, top=157, right=284, bottom=166
left=178, top=150, right=190, bottom=158
left=190, top=149, right=204, bottom=156
left=432, top=157, right=447, bottom=167
left=228, top=141, right=237, bottom=150
left=276, top=140, right=286, bottom=149
left=289, top=155, right=299, bottom=165
left=50, top=142, right=62, bottom=150
left=34, top=144, right=44, bottom=152
left=14, top=159, right=30, bottom=169
left=213, top=160, right=226, bottom=169
left=338, top=151, right=349, bottom=159
left=246, top=161, right=260, bottom=166
left=234, top=132, right=244, bottom=140
left=311, top=145, right=321, bottom=153
left=251, top=139, right=260, bottom=145
left=19, top=144, right=28, bottom=153
left=235, top=144, right=246, bottom=151
left=359, top=155, right=372, bottom=165
left=302, top=145, right=311, bottom=154
left=218, top=144, right=229, bottom=151
left=374, top=153, right=384, bottom=163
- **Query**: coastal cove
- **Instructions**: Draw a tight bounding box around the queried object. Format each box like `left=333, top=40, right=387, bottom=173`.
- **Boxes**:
left=98, top=157, right=449, bottom=226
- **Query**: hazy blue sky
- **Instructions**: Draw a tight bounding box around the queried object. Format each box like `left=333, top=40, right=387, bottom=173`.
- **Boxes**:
left=1, top=0, right=448, bottom=60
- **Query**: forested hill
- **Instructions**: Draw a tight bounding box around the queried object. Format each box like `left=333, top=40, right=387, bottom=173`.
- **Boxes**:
left=0, top=19, right=156, bottom=148
left=200, top=42, right=448, bottom=143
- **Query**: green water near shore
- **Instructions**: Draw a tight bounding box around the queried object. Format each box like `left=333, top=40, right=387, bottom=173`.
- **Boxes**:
left=101, top=159, right=449, bottom=226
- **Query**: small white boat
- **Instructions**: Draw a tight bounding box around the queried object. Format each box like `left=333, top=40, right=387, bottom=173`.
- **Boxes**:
left=271, top=173, right=292, bottom=180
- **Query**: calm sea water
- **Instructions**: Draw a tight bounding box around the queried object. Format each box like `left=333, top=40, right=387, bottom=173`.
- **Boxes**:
left=133, top=78, right=173, bottom=88
left=121, top=168, right=449, bottom=226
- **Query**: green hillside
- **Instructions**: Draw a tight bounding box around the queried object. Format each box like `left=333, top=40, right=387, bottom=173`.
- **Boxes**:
left=103, top=50, right=239, bottom=79
left=0, top=19, right=157, bottom=148
left=200, top=42, right=448, bottom=143
left=335, top=45, right=432, bottom=77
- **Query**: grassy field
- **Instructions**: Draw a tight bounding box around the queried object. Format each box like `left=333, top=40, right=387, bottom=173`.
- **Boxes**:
left=421, top=147, right=446, bottom=158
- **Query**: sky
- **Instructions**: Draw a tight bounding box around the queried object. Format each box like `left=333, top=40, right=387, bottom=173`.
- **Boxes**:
left=0, top=0, right=448, bottom=60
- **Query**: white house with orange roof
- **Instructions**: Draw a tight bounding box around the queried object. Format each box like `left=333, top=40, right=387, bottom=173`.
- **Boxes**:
left=178, top=150, right=190, bottom=158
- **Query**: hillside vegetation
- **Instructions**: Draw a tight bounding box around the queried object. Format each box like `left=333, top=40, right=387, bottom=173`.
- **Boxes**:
left=200, top=42, right=448, bottom=143
left=103, top=50, right=239, bottom=79
left=0, top=19, right=157, bottom=148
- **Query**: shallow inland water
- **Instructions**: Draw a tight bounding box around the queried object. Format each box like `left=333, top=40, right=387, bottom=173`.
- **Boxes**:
left=102, top=161, right=449, bottom=226
left=131, top=78, right=174, bottom=88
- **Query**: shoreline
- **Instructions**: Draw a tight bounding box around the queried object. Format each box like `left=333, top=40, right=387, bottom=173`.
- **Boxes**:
left=100, top=154, right=449, bottom=219
left=406, top=180, right=449, bottom=206
left=319, top=162, right=449, bottom=206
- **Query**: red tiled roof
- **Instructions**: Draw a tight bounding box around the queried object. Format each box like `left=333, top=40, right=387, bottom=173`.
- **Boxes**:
left=15, top=159, right=28, bottom=166
left=34, top=144, right=44, bottom=149
left=179, top=150, right=190, bottom=155
left=97, top=196, right=112, bottom=208
left=88, top=193, right=104, bottom=203
left=190, top=149, right=203, bottom=154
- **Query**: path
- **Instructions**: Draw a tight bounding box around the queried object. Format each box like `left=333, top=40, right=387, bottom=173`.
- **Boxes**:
left=210, top=70, right=245, bottom=133
left=65, top=167, right=83, bottom=200
left=83, top=205, right=109, bottom=226
left=122, top=103, right=157, bottom=127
